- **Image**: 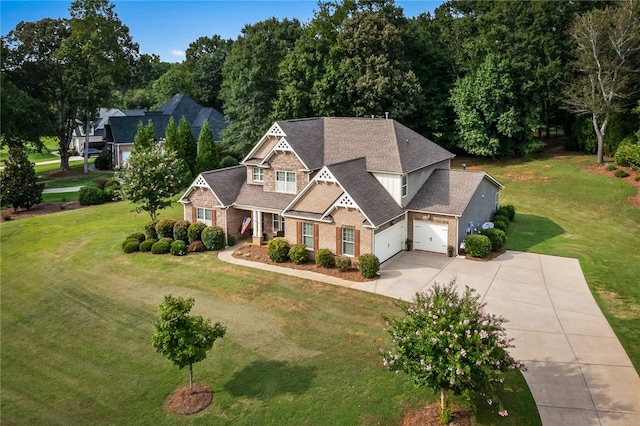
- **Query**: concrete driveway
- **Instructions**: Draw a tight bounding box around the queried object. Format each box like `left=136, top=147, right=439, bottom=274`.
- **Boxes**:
left=219, top=248, right=640, bottom=425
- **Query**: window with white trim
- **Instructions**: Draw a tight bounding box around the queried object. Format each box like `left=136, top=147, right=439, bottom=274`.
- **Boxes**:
left=196, top=207, right=213, bottom=226
left=495, top=192, right=500, bottom=211
left=276, top=170, right=296, bottom=193
left=273, top=214, right=284, bottom=232
left=342, top=227, right=355, bottom=257
left=401, top=174, right=408, bottom=197
left=302, top=222, right=314, bottom=249
left=253, top=166, right=263, bottom=182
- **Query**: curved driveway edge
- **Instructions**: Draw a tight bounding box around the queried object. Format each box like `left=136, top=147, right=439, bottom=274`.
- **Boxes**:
left=219, top=248, right=640, bottom=425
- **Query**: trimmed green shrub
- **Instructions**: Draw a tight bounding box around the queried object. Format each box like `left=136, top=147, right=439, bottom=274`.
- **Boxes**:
left=127, top=232, right=146, bottom=243
left=614, top=169, right=630, bottom=178
left=336, top=255, right=351, bottom=272
left=227, top=234, right=237, bottom=247
left=492, top=218, right=509, bottom=232
left=159, top=237, right=174, bottom=245
left=358, top=254, right=380, bottom=278
left=122, top=238, right=139, bottom=249
left=267, top=237, right=290, bottom=263
left=482, top=228, right=507, bottom=251
left=155, top=219, right=176, bottom=239
left=173, top=220, right=190, bottom=242
left=140, top=238, right=157, bottom=252
left=103, top=185, right=120, bottom=202
left=606, top=164, right=618, bottom=171
left=123, top=241, right=140, bottom=253
left=151, top=240, right=171, bottom=254
left=188, top=222, right=207, bottom=243
left=170, top=240, right=187, bottom=256
left=145, top=221, right=158, bottom=240
left=79, top=185, right=105, bottom=205
left=188, top=240, right=206, bottom=252
left=202, top=226, right=225, bottom=251
left=464, top=234, right=492, bottom=258
left=316, top=248, right=335, bottom=268
left=94, top=156, right=110, bottom=170
left=501, top=205, right=516, bottom=221
left=492, top=213, right=509, bottom=224
left=92, top=177, right=109, bottom=189
left=614, top=138, right=640, bottom=167
left=288, top=244, right=308, bottom=264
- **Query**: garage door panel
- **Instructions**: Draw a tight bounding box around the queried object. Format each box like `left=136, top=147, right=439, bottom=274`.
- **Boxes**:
left=374, top=222, right=405, bottom=263
left=413, top=221, right=448, bottom=253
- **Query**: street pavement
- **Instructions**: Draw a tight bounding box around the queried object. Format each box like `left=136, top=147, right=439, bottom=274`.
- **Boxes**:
left=219, top=248, right=640, bottom=425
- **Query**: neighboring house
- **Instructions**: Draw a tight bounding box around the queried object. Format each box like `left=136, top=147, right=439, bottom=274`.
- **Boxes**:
left=179, top=117, right=503, bottom=261
left=102, top=94, right=227, bottom=168
left=70, top=108, right=144, bottom=154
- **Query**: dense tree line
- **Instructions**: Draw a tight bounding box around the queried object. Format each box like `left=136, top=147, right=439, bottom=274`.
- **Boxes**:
left=2, top=0, right=639, bottom=166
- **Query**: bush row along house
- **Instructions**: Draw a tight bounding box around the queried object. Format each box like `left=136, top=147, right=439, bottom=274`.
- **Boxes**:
left=71, top=94, right=227, bottom=168
left=179, top=117, right=503, bottom=262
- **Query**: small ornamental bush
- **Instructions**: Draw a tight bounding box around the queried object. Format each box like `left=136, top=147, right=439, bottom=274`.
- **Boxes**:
left=614, top=169, right=630, bottom=178
left=122, top=238, right=140, bottom=249
left=202, top=226, right=225, bottom=251
left=464, top=234, right=492, bottom=258
left=335, top=255, right=351, bottom=272
left=614, top=138, right=640, bottom=167
left=188, top=240, right=206, bottom=252
left=267, top=237, right=290, bottom=263
left=358, top=254, right=380, bottom=278
left=103, top=184, right=121, bottom=202
left=170, top=240, right=187, bottom=256
left=492, top=218, right=509, bottom=233
left=316, top=248, right=335, bottom=268
left=159, top=237, right=174, bottom=245
left=383, top=279, right=525, bottom=423
left=92, top=177, right=109, bottom=190
left=123, top=241, right=140, bottom=253
left=492, top=213, right=509, bottom=225
left=227, top=234, right=237, bottom=247
left=482, top=228, right=507, bottom=251
left=151, top=240, right=171, bottom=254
left=288, top=244, right=308, bottom=264
left=501, top=204, right=516, bottom=221
left=145, top=221, right=158, bottom=240
left=173, top=220, right=190, bottom=242
left=155, top=219, right=177, bottom=239
left=188, top=222, right=207, bottom=243
left=606, top=164, right=618, bottom=171
left=140, top=238, right=157, bottom=252
left=127, top=232, right=146, bottom=243
left=79, top=185, right=105, bottom=205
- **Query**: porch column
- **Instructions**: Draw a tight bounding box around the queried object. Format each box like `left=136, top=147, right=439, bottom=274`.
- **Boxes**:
left=252, top=210, right=263, bottom=245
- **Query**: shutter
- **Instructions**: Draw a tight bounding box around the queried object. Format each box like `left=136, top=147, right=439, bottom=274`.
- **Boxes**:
left=191, top=206, right=197, bottom=223
left=212, top=210, right=217, bottom=226
left=313, top=224, right=319, bottom=252
left=336, top=227, right=342, bottom=256
left=355, top=229, right=360, bottom=258
left=296, top=222, right=302, bottom=245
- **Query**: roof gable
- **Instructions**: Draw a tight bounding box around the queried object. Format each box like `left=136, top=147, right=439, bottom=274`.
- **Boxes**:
left=179, top=166, right=246, bottom=207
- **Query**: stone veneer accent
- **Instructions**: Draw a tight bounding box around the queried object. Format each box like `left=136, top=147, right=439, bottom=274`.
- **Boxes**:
left=263, top=152, right=309, bottom=194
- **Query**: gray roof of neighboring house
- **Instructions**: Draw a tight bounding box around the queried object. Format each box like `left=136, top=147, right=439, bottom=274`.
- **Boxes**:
left=200, top=166, right=246, bottom=206
left=104, top=94, right=227, bottom=145
left=327, top=157, right=405, bottom=227
left=406, top=170, right=496, bottom=216
left=261, top=117, right=454, bottom=173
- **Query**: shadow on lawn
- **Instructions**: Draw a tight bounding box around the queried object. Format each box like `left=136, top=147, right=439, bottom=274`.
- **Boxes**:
left=507, top=214, right=565, bottom=252
left=225, top=360, right=316, bottom=398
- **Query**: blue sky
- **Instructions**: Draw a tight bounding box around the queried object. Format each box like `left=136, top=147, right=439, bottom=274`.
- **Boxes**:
left=1, top=0, right=441, bottom=62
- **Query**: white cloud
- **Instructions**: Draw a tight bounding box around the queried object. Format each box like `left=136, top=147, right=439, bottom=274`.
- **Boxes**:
left=170, top=49, right=186, bottom=60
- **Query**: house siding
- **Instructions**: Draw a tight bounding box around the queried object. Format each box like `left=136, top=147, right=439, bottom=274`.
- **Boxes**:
left=402, top=160, right=450, bottom=206
left=458, top=179, right=500, bottom=246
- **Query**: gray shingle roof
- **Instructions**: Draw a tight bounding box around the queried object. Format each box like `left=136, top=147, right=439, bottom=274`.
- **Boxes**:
left=327, top=157, right=405, bottom=227
left=200, top=166, right=246, bottom=206
left=270, top=117, right=454, bottom=173
left=235, top=184, right=296, bottom=211
left=406, top=170, right=489, bottom=216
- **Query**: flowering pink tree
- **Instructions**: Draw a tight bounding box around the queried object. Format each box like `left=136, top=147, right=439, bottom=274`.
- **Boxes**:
left=117, top=142, right=190, bottom=221
left=382, top=279, right=525, bottom=423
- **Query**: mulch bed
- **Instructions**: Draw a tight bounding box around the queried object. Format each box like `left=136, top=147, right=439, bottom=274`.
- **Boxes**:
left=232, top=244, right=375, bottom=282
left=0, top=201, right=85, bottom=222
left=401, top=403, right=473, bottom=426
left=165, top=383, right=213, bottom=415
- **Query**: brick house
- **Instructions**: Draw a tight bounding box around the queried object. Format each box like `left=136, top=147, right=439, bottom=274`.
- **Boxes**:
left=178, top=117, right=503, bottom=262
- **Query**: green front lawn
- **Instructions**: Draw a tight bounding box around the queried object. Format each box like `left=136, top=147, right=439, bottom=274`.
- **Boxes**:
left=0, top=202, right=539, bottom=425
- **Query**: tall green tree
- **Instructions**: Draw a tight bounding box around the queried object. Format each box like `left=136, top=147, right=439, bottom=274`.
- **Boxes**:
left=163, top=116, right=178, bottom=153
left=176, top=116, right=197, bottom=177
left=185, top=35, right=233, bottom=110
left=152, top=295, right=226, bottom=394
left=564, top=0, right=640, bottom=165
left=60, top=0, right=138, bottom=173
left=195, top=121, right=219, bottom=174
left=151, top=64, right=194, bottom=109
left=220, top=18, right=302, bottom=156
left=0, top=147, right=43, bottom=211
left=132, top=120, right=156, bottom=153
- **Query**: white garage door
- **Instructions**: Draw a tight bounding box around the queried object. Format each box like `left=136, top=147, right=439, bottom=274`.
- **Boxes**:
left=413, top=221, right=448, bottom=254
left=374, top=221, right=405, bottom=263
